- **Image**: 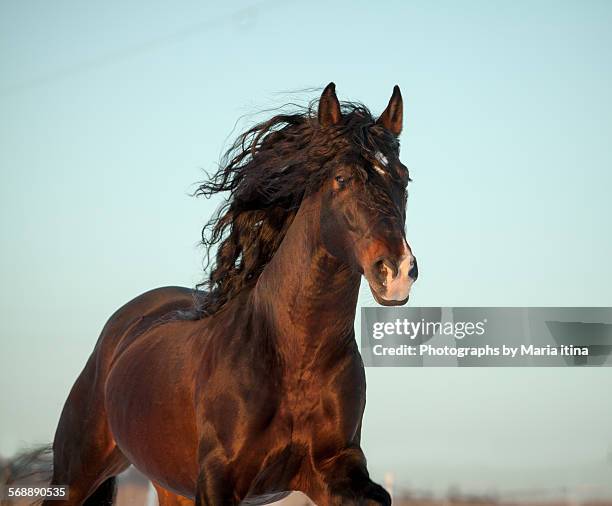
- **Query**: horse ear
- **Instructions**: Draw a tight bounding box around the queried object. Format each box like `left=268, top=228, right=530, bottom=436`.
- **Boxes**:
left=377, top=85, right=403, bottom=136
left=318, top=82, right=342, bottom=127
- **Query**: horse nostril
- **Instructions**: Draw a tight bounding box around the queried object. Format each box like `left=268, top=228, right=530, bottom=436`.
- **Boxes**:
left=408, top=256, right=418, bottom=281
left=382, top=258, right=399, bottom=279
left=373, top=258, right=398, bottom=287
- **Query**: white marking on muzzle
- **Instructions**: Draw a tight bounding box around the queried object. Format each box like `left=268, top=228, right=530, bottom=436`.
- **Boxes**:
left=383, top=244, right=414, bottom=301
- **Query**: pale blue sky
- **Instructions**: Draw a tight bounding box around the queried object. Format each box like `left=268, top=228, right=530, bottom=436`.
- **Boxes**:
left=1, top=0, right=611, bottom=497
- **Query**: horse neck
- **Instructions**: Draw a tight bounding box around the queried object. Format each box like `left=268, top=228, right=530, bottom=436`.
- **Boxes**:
left=253, top=194, right=361, bottom=362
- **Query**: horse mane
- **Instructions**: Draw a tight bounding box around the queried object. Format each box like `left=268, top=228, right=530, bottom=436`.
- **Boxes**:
left=188, top=97, right=400, bottom=318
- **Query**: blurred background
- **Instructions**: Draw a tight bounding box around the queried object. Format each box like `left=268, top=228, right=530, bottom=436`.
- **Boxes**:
left=1, top=0, right=612, bottom=504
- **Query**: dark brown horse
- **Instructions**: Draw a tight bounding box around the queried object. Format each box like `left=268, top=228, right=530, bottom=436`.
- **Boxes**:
left=43, top=83, right=417, bottom=506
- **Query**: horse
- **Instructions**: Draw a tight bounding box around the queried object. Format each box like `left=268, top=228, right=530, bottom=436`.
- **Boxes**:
left=42, top=83, right=418, bottom=506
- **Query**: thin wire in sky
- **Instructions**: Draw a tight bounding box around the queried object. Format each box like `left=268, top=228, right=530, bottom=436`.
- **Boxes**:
left=0, top=0, right=286, bottom=98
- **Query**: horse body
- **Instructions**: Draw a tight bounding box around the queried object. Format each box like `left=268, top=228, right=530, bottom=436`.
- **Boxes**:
left=43, top=83, right=417, bottom=505
left=105, top=288, right=202, bottom=495
left=102, top=195, right=368, bottom=503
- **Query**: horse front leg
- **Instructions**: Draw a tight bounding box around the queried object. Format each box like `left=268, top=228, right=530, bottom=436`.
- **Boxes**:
left=153, top=482, right=195, bottom=506
left=317, top=446, right=391, bottom=506
left=195, top=449, right=239, bottom=506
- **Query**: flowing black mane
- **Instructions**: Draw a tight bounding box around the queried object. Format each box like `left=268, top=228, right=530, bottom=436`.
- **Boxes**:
left=191, top=98, right=401, bottom=317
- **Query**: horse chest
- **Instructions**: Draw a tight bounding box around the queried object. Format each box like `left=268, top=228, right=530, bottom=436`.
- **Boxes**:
left=278, top=365, right=365, bottom=445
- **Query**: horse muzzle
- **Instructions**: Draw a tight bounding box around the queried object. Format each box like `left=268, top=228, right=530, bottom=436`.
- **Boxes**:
left=365, top=250, right=418, bottom=306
